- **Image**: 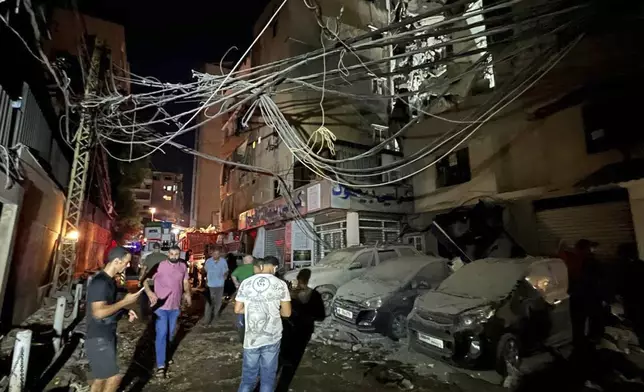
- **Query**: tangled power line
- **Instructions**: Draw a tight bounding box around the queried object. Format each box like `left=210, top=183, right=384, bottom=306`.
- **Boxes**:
left=3, top=0, right=600, bottom=241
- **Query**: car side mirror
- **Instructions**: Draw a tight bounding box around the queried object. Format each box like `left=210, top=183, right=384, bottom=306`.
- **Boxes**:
left=418, top=281, right=431, bottom=290
left=349, top=262, right=362, bottom=270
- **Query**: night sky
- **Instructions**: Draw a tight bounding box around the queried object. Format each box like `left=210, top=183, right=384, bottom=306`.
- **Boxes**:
left=82, top=0, right=270, bottom=213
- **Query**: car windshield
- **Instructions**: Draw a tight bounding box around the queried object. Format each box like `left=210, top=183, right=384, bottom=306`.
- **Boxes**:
left=318, top=249, right=360, bottom=268
left=436, top=259, right=529, bottom=300
left=363, top=258, right=426, bottom=286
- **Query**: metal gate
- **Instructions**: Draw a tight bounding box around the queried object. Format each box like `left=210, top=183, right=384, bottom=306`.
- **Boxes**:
left=265, top=228, right=286, bottom=265
left=315, top=220, right=346, bottom=263
left=359, top=218, right=400, bottom=245
left=536, top=200, right=635, bottom=261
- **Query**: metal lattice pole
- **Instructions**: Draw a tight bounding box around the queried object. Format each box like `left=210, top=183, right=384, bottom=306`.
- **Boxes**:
left=51, top=38, right=103, bottom=296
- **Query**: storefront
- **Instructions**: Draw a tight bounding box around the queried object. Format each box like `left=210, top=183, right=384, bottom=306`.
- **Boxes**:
left=238, top=180, right=414, bottom=268
left=535, top=189, right=635, bottom=261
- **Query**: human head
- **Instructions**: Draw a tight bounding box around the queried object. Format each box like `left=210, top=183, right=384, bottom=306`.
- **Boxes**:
left=106, top=246, right=131, bottom=274
left=243, top=255, right=254, bottom=265
left=152, top=242, right=161, bottom=253
left=254, top=256, right=279, bottom=274
left=168, top=245, right=181, bottom=263
left=618, top=243, right=639, bottom=262
left=210, top=247, right=221, bottom=259
left=296, top=268, right=311, bottom=286
left=576, top=239, right=598, bottom=255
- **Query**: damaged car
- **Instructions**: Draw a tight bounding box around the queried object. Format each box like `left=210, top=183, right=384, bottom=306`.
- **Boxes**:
left=408, top=257, right=571, bottom=375
left=332, top=256, right=451, bottom=340
left=284, top=244, right=423, bottom=315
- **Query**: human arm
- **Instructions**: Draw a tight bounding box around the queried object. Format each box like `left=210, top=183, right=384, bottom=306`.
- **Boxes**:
left=143, top=277, right=158, bottom=306
left=90, top=283, right=141, bottom=321
left=234, top=280, right=247, bottom=314
left=234, top=300, right=245, bottom=314
left=138, top=264, right=148, bottom=282
left=183, top=266, right=192, bottom=306
left=279, top=281, right=292, bottom=318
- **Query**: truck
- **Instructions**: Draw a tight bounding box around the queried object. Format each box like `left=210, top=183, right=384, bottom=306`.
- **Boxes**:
left=141, top=221, right=184, bottom=260
left=179, top=232, right=219, bottom=265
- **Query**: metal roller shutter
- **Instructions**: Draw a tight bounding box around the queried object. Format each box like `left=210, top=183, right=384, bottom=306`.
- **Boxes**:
left=536, top=201, right=634, bottom=261
left=265, top=228, right=286, bottom=266
left=359, top=219, right=401, bottom=245
left=315, top=221, right=347, bottom=263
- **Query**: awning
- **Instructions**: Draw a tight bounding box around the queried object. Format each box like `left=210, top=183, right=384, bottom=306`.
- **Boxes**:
left=575, top=160, right=644, bottom=189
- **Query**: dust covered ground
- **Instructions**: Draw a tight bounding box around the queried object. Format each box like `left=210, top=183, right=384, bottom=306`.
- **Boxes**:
left=60, top=295, right=468, bottom=392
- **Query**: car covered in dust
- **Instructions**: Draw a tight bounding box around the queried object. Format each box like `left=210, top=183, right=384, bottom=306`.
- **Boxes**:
left=283, top=245, right=423, bottom=315
left=332, top=256, right=451, bottom=340
left=407, top=257, right=572, bottom=375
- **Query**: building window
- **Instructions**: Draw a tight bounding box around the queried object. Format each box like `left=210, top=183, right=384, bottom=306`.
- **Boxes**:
left=405, top=235, right=424, bottom=252
left=153, top=175, right=160, bottom=181
left=293, top=161, right=316, bottom=189
left=274, top=179, right=281, bottom=199
left=436, top=148, right=471, bottom=188
left=143, top=205, right=150, bottom=210
left=373, top=125, right=400, bottom=152
left=163, top=195, right=172, bottom=201
left=163, top=185, right=174, bottom=192
left=164, top=175, right=173, bottom=181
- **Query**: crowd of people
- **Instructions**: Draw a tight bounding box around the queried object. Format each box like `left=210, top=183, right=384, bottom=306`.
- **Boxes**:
left=84, top=245, right=324, bottom=392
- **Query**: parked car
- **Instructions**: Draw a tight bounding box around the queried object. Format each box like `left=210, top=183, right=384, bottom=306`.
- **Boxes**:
left=407, top=257, right=571, bottom=375
left=283, top=244, right=424, bottom=314
left=332, top=256, right=451, bottom=340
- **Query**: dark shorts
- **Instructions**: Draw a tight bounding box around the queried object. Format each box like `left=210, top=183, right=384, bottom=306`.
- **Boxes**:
left=85, top=337, right=119, bottom=379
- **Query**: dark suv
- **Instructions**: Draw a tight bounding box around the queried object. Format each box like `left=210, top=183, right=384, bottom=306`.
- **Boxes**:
left=408, top=257, right=572, bottom=375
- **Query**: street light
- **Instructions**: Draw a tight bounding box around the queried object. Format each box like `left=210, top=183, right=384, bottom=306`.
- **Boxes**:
left=149, top=207, right=156, bottom=221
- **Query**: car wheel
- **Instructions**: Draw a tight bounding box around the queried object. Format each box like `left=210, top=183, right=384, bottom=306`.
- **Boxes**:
left=316, top=286, right=336, bottom=316
left=388, top=312, right=408, bottom=341
left=496, top=333, right=521, bottom=376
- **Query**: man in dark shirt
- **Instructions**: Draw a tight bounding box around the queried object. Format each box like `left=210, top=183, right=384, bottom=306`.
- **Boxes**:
left=86, top=247, right=141, bottom=392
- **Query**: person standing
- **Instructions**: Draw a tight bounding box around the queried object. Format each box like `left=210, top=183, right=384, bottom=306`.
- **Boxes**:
left=570, top=239, right=604, bottom=349
left=276, top=268, right=325, bottom=392
left=235, top=257, right=291, bottom=392
left=232, top=255, right=255, bottom=288
left=202, top=247, right=229, bottom=326
left=86, top=247, right=141, bottom=392
left=143, top=245, right=192, bottom=377
left=138, top=242, right=167, bottom=320
left=232, top=255, right=255, bottom=342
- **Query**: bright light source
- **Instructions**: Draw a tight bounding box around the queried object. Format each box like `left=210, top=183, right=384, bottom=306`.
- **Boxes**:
left=149, top=207, right=156, bottom=213
left=367, top=24, right=378, bottom=31
left=65, top=230, right=80, bottom=241
left=171, top=228, right=180, bottom=235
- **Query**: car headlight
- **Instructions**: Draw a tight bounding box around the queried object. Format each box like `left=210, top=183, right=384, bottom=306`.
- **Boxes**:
left=458, top=306, right=495, bottom=328
left=363, top=296, right=383, bottom=309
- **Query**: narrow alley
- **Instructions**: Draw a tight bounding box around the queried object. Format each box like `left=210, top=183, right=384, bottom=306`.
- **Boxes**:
left=57, top=299, right=468, bottom=392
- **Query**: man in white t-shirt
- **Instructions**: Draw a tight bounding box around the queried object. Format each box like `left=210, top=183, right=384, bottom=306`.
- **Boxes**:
left=234, top=256, right=291, bottom=392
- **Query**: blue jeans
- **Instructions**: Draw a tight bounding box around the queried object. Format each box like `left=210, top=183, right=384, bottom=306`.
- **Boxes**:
left=238, top=341, right=281, bottom=392
left=155, top=308, right=180, bottom=368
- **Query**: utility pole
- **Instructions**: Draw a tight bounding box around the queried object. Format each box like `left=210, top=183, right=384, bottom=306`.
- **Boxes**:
left=51, top=38, right=103, bottom=296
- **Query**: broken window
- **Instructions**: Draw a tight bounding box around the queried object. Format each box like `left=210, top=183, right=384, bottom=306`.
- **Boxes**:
left=436, top=148, right=471, bottom=188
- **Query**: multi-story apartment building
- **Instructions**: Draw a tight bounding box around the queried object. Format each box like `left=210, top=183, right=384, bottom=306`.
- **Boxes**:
left=0, top=5, right=126, bottom=323
left=401, top=1, right=644, bottom=261
left=149, top=171, right=185, bottom=224
left=220, top=0, right=415, bottom=267
left=191, top=62, right=251, bottom=230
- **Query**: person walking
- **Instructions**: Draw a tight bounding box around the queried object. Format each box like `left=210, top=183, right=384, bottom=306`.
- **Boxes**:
left=202, top=247, right=228, bottom=326
left=86, top=247, right=141, bottom=392
left=235, top=257, right=291, bottom=392
left=276, top=268, right=325, bottom=392
left=139, top=242, right=167, bottom=320
left=232, top=255, right=255, bottom=342
left=143, top=245, right=192, bottom=377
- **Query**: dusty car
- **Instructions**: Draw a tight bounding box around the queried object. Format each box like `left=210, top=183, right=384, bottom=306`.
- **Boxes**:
left=283, top=244, right=423, bottom=314
left=332, top=256, right=451, bottom=340
left=407, top=257, right=571, bottom=375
